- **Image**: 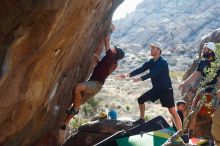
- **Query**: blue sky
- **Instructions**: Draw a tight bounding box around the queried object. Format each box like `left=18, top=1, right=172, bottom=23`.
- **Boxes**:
left=113, top=0, right=144, bottom=20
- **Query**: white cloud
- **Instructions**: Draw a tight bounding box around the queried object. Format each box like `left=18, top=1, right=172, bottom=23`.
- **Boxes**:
left=113, top=0, right=144, bottom=20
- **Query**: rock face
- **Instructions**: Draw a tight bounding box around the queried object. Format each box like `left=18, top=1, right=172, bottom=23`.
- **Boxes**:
left=63, top=119, right=134, bottom=146
left=113, top=0, right=220, bottom=50
left=200, top=28, right=220, bottom=50
left=0, top=0, right=122, bottom=145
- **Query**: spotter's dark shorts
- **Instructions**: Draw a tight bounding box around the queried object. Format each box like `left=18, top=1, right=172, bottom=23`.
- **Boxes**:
left=137, top=88, right=175, bottom=108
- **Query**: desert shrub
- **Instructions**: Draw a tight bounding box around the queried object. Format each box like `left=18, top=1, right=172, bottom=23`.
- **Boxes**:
left=68, top=98, right=100, bottom=130
left=144, top=115, right=150, bottom=121
left=202, top=43, right=220, bottom=87
left=81, top=98, right=101, bottom=118
left=69, top=117, right=88, bottom=129
left=126, top=105, right=130, bottom=111
left=170, top=71, right=184, bottom=80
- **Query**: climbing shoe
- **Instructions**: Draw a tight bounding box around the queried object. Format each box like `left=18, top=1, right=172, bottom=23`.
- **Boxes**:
left=66, top=107, right=79, bottom=115
left=60, top=124, right=66, bottom=130
left=132, top=118, right=145, bottom=125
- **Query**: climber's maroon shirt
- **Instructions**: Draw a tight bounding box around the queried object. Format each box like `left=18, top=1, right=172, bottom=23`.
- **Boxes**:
left=89, top=49, right=117, bottom=84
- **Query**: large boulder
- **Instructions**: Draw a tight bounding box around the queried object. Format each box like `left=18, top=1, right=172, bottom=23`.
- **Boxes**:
left=0, top=0, right=122, bottom=145
left=62, top=119, right=133, bottom=146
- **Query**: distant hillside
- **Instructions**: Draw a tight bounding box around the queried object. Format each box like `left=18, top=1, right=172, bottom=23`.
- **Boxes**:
left=112, top=0, right=220, bottom=50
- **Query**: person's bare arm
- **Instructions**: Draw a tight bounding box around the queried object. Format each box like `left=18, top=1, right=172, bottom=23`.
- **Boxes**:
left=93, top=54, right=99, bottom=65
left=104, top=23, right=115, bottom=51
left=185, top=71, right=201, bottom=84
left=179, top=71, right=201, bottom=90
left=104, top=31, right=111, bottom=51
left=116, top=73, right=130, bottom=79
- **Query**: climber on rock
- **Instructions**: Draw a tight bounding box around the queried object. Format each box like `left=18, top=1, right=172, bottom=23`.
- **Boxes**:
left=60, top=45, right=125, bottom=130
left=60, top=24, right=124, bottom=130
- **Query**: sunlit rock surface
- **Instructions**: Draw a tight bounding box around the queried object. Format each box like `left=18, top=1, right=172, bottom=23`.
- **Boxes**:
left=113, top=0, right=220, bottom=49
left=0, top=0, right=122, bottom=145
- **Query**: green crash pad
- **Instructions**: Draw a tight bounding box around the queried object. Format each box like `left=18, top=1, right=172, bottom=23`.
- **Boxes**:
left=116, top=127, right=182, bottom=146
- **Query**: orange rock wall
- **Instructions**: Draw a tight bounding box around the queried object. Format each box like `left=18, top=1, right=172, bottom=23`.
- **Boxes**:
left=0, top=0, right=122, bottom=145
